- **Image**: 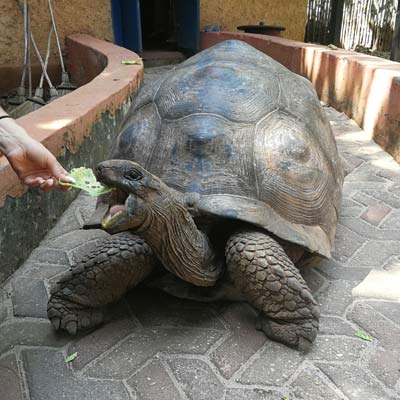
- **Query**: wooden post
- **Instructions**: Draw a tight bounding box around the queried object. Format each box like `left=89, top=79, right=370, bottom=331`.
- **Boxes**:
left=329, top=0, right=345, bottom=46
left=391, top=0, right=400, bottom=62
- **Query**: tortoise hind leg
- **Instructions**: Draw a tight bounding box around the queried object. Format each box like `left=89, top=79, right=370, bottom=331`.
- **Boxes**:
left=47, top=232, right=156, bottom=335
left=225, top=230, right=319, bottom=351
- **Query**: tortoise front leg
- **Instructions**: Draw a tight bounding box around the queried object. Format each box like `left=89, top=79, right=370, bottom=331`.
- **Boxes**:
left=47, top=232, right=156, bottom=335
left=225, top=230, right=319, bottom=351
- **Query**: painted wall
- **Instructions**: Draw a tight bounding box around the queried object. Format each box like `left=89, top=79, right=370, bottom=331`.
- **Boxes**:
left=200, top=0, right=307, bottom=41
left=0, top=0, right=113, bottom=66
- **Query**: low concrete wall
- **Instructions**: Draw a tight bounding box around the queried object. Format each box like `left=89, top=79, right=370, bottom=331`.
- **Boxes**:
left=201, top=32, right=400, bottom=163
left=0, top=34, right=143, bottom=283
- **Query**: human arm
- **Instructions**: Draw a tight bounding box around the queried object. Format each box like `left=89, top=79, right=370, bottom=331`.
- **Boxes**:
left=0, top=107, right=73, bottom=191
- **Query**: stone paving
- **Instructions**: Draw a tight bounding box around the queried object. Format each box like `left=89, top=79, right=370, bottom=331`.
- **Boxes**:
left=1, top=67, right=400, bottom=400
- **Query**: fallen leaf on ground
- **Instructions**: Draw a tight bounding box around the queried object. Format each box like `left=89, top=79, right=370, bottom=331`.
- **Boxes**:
left=354, top=331, right=373, bottom=341
left=65, top=352, right=78, bottom=363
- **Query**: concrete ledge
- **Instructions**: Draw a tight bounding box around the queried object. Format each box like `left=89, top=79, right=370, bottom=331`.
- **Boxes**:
left=201, top=32, right=400, bottom=162
left=0, top=34, right=143, bottom=282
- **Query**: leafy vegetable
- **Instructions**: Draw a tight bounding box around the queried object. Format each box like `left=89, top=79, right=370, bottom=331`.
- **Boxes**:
left=59, top=167, right=113, bottom=196
left=65, top=352, right=78, bottom=363
left=354, top=331, right=373, bottom=341
left=121, top=59, right=143, bottom=65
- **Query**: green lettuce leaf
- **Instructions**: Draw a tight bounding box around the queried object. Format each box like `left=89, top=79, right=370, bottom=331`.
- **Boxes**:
left=59, top=167, right=113, bottom=196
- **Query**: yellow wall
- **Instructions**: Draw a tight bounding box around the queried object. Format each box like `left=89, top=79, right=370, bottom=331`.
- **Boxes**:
left=200, top=0, right=307, bottom=41
left=0, top=0, right=113, bottom=66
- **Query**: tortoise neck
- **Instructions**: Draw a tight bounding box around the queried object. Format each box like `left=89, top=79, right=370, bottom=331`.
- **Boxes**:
left=138, top=188, right=221, bottom=287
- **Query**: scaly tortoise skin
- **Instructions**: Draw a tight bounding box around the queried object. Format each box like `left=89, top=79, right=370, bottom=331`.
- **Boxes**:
left=48, top=40, right=343, bottom=350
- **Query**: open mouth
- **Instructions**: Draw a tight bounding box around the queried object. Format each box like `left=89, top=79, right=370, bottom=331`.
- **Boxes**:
left=101, top=188, right=129, bottom=229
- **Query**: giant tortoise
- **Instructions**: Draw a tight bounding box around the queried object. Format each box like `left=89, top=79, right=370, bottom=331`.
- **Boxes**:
left=48, top=40, right=343, bottom=350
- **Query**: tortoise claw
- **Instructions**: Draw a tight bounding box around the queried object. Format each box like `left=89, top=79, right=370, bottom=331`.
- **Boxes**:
left=66, top=321, right=78, bottom=336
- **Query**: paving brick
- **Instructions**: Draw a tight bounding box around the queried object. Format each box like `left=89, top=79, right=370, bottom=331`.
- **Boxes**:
left=44, top=206, right=82, bottom=241
left=348, top=302, right=400, bottom=350
left=316, top=280, right=358, bottom=316
left=22, top=349, right=131, bottom=400
left=128, top=288, right=225, bottom=330
left=210, top=303, right=266, bottom=379
left=291, top=366, right=344, bottom=400
left=15, top=262, right=67, bottom=279
left=319, top=315, right=358, bottom=336
left=127, top=359, right=182, bottom=400
left=29, top=247, right=70, bottom=266
left=69, top=316, right=136, bottom=371
left=224, top=388, right=283, bottom=400
left=340, top=217, right=400, bottom=240
left=0, top=354, right=24, bottom=400
left=360, top=203, right=392, bottom=226
left=352, top=192, right=379, bottom=207
left=307, top=336, right=368, bottom=362
left=367, top=300, right=400, bottom=327
left=45, top=229, right=109, bottom=250
left=83, top=327, right=224, bottom=379
left=168, top=358, right=224, bottom=400
left=0, top=320, right=69, bottom=355
left=0, top=288, right=8, bottom=324
left=317, top=363, right=397, bottom=400
left=363, top=189, right=400, bottom=209
left=340, top=206, right=363, bottom=218
left=380, top=211, right=400, bottom=229
left=346, top=164, right=387, bottom=183
left=369, top=348, right=400, bottom=388
left=350, top=241, right=399, bottom=267
left=332, top=224, right=366, bottom=263
left=339, top=151, right=365, bottom=172
left=76, top=205, right=97, bottom=225
left=11, top=277, right=48, bottom=318
left=299, top=268, right=325, bottom=294
left=237, top=341, right=302, bottom=385
left=316, top=259, right=371, bottom=281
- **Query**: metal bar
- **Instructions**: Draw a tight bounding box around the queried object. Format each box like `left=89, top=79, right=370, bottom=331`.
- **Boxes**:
left=329, top=0, right=345, bottom=45
left=391, top=0, right=400, bottom=60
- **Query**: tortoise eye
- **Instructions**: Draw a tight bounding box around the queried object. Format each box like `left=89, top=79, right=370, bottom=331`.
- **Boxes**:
left=125, top=168, right=143, bottom=181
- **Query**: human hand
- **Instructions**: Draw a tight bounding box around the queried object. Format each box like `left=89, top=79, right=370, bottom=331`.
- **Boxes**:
left=6, top=136, right=74, bottom=192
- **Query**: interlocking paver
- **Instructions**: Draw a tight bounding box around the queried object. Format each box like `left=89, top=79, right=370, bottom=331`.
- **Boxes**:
left=291, top=366, right=345, bottom=400
left=237, top=341, right=302, bottom=385
left=22, top=348, right=131, bottom=400
left=331, top=223, right=366, bottom=263
left=0, top=320, right=69, bottom=354
left=369, top=348, right=400, bottom=388
left=317, top=363, right=397, bottom=400
left=11, top=277, right=48, bottom=318
left=0, top=354, right=24, bottom=400
left=348, top=301, right=400, bottom=350
left=83, top=327, right=225, bottom=379
left=210, top=303, right=266, bottom=379
left=224, top=388, right=283, bottom=400
left=127, top=359, right=183, bottom=400
left=1, top=68, right=400, bottom=399
left=360, top=203, right=392, bottom=226
left=307, top=336, right=369, bottom=362
left=168, top=358, right=225, bottom=400
left=316, top=280, right=359, bottom=316
left=317, top=259, right=371, bottom=281
left=318, top=315, right=358, bottom=336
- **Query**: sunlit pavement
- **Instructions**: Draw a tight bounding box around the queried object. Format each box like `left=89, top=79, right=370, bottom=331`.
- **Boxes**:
left=1, top=67, right=399, bottom=400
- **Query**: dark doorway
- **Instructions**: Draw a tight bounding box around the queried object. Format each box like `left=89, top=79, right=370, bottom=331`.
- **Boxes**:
left=140, top=0, right=176, bottom=51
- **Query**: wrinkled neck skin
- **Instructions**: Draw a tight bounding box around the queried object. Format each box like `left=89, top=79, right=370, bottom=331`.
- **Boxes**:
left=133, top=186, right=221, bottom=287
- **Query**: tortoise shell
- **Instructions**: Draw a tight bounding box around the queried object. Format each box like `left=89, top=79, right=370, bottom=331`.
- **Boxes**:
left=110, top=40, right=344, bottom=258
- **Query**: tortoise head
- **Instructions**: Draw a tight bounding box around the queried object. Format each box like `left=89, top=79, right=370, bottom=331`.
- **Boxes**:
left=96, top=160, right=169, bottom=233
